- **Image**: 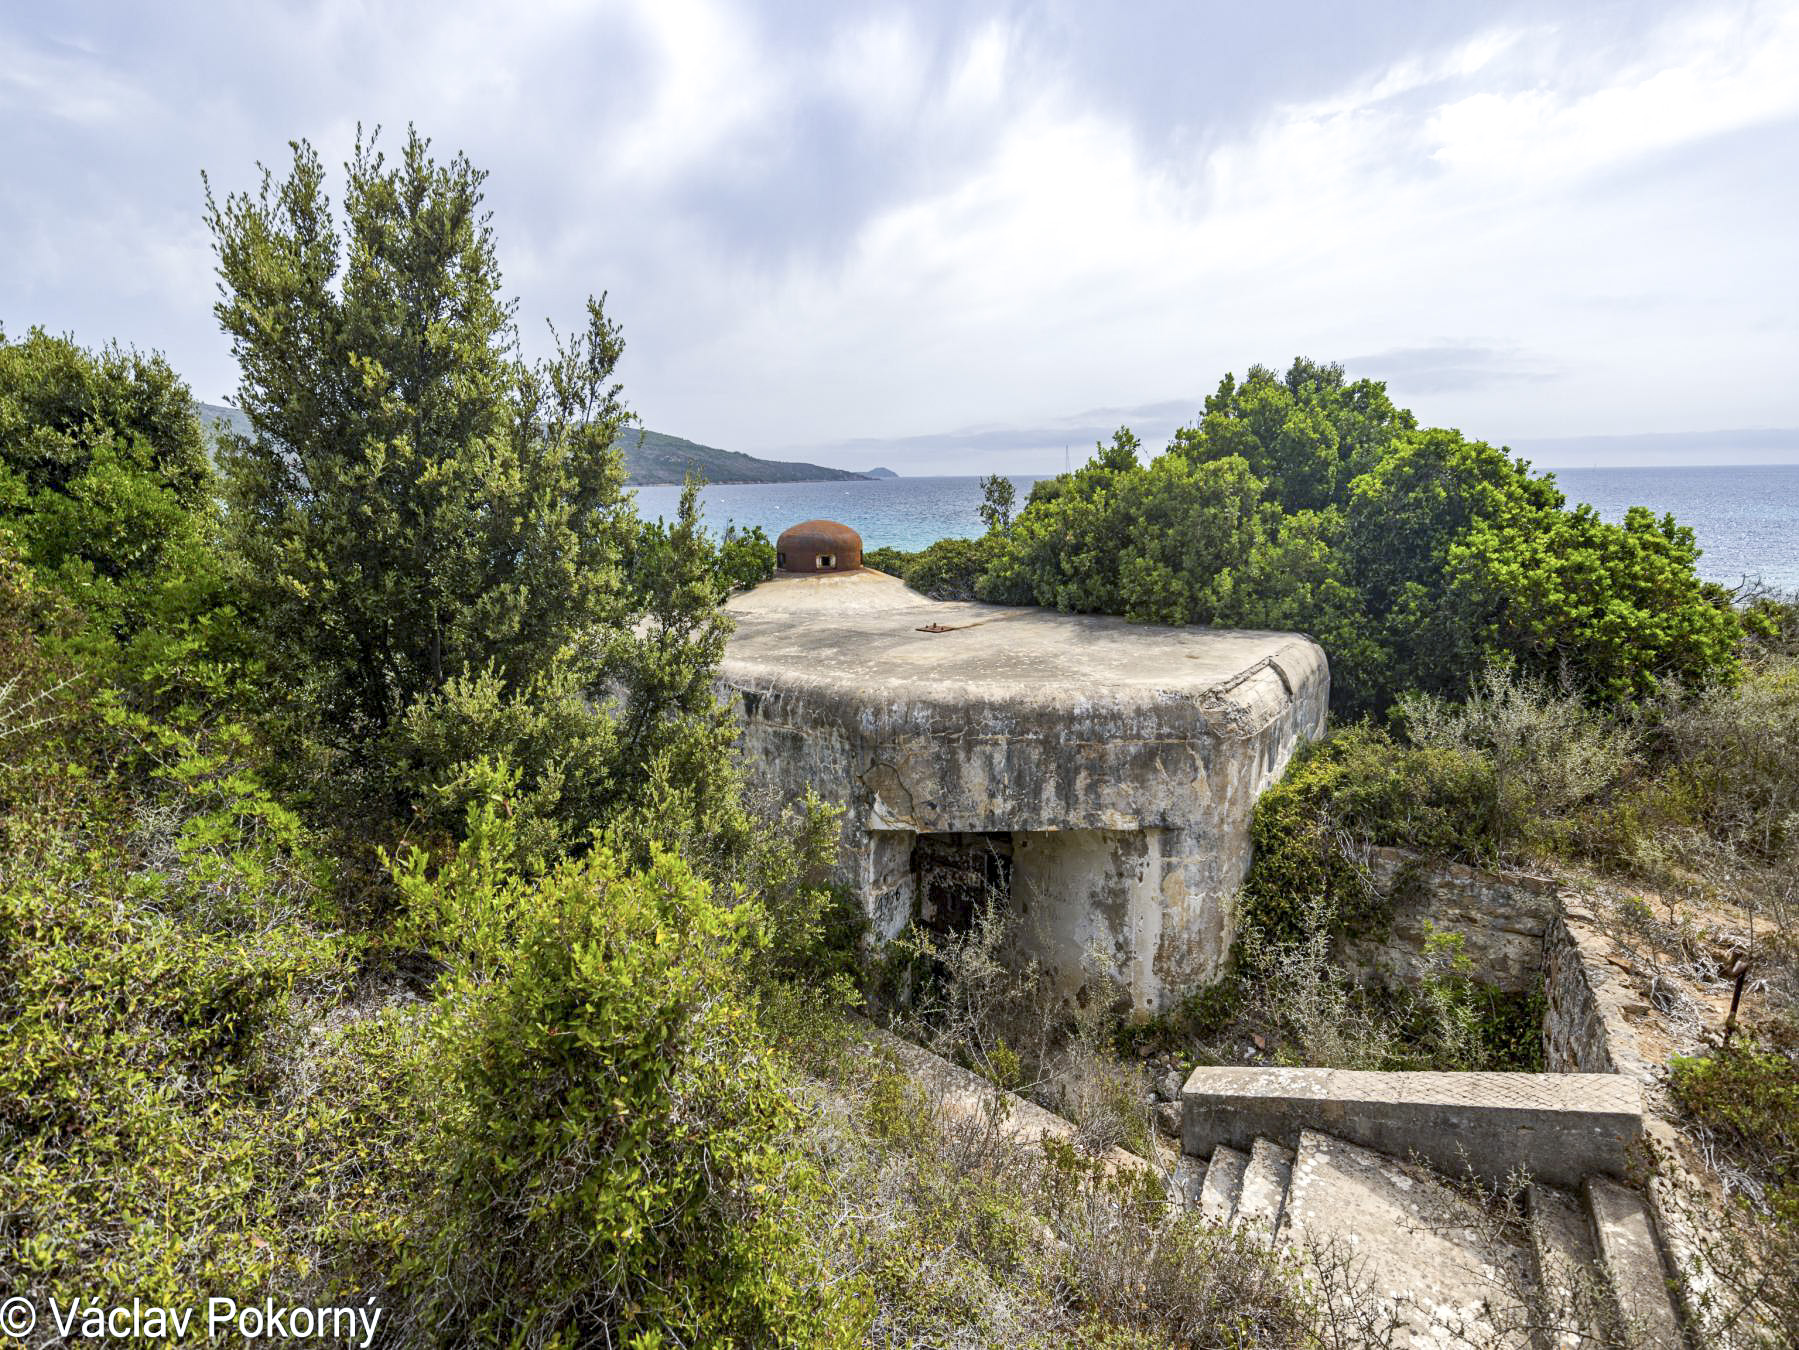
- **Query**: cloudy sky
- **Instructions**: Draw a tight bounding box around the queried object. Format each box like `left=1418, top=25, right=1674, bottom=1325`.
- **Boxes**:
left=3, top=0, right=1795, bottom=474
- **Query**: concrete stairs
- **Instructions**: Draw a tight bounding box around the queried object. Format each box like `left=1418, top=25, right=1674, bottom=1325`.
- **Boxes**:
left=1192, top=1128, right=1688, bottom=1348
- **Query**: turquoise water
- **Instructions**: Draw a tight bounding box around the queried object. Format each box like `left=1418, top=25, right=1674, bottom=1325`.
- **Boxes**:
left=634, top=464, right=1799, bottom=593
left=1552, top=465, right=1799, bottom=592
left=631, top=476, right=1051, bottom=555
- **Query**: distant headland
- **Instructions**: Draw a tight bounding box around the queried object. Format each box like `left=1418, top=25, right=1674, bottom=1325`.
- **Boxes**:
left=195, top=405, right=869, bottom=487
left=615, top=428, right=870, bottom=485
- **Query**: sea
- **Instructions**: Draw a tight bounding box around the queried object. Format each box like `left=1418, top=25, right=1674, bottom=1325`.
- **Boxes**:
left=633, top=464, right=1799, bottom=594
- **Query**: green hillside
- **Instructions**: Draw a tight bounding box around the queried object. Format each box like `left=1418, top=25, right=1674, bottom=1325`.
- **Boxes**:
left=196, top=405, right=865, bottom=486
left=618, top=427, right=868, bottom=485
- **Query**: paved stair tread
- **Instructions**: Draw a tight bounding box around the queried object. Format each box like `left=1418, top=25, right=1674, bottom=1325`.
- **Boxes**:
left=1234, top=1137, right=1294, bottom=1242
left=1527, top=1183, right=1614, bottom=1349
left=1584, top=1176, right=1685, bottom=1350
left=1198, top=1144, right=1248, bottom=1224
left=1171, top=1155, right=1207, bottom=1211
left=1281, top=1128, right=1535, bottom=1349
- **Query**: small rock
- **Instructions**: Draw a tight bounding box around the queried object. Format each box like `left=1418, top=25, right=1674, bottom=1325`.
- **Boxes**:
left=1157, top=1069, right=1183, bottom=1102
left=1135, top=1044, right=1154, bottom=1059
left=1154, top=1101, right=1182, bottom=1139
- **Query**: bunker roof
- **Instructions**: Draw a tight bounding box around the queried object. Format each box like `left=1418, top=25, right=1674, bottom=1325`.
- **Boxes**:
left=722, top=569, right=1323, bottom=714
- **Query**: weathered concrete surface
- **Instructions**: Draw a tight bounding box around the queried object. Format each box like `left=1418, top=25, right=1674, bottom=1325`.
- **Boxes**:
left=1280, top=1129, right=1535, bottom=1348
left=1234, top=1136, right=1295, bottom=1243
left=1198, top=1144, right=1248, bottom=1224
left=860, top=1022, right=1152, bottom=1180
left=1339, top=848, right=1560, bottom=994
left=721, top=569, right=1329, bottom=1011
left=1585, top=1176, right=1684, bottom=1349
left=1541, top=900, right=1665, bottom=1080
left=1528, top=1183, right=1613, bottom=1349
left=1544, top=903, right=1745, bottom=1345
left=1181, top=1065, right=1644, bottom=1189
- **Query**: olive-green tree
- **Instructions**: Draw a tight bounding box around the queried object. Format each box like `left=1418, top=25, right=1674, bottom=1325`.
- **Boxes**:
left=975, top=359, right=1743, bottom=714
left=206, top=128, right=635, bottom=807
left=0, top=326, right=245, bottom=698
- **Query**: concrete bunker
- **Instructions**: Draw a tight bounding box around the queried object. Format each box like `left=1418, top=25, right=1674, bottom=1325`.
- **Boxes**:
left=912, top=831, right=1012, bottom=939
left=718, top=523, right=1331, bottom=1013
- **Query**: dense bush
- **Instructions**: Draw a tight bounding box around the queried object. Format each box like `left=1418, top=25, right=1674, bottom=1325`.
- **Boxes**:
left=0, top=326, right=248, bottom=705
left=1234, top=723, right=1494, bottom=950
left=1397, top=664, right=1643, bottom=858
left=1654, top=654, right=1799, bottom=868
left=960, top=360, right=1746, bottom=715
left=866, top=533, right=999, bottom=600
left=389, top=801, right=859, bottom=1346
left=981, top=440, right=1268, bottom=621
left=0, top=551, right=352, bottom=1311
left=0, top=546, right=857, bottom=1341
left=1669, top=1041, right=1799, bottom=1328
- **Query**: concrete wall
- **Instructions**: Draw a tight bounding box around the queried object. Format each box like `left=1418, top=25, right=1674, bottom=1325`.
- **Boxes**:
left=728, top=655, right=1327, bottom=1012
left=723, top=666, right=1331, bottom=1015
left=718, top=576, right=1330, bottom=1013
left=1181, top=1065, right=1645, bottom=1189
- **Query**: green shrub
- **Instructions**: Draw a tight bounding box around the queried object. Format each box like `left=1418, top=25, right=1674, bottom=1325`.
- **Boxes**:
left=1236, top=724, right=1495, bottom=952
left=971, top=358, right=1744, bottom=715
left=392, top=800, right=863, bottom=1346
left=979, top=442, right=1266, bottom=620
left=1447, top=503, right=1743, bottom=706
left=1668, top=1039, right=1798, bottom=1328
left=1654, top=654, right=1799, bottom=867
left=0, top=556, right=351, bottom=1311
left=0, top=326, right=250, bottom=709
left=628, top=498, right=777, bottom=600
left=861, top=543, right=916, bottom=576
left=1398, top=663, right=1642, bottom=857
left=718, top=520, right=777, bottom=589
left=1670, top=1042, right=1797, bottom=1189
left=861, top=536, right=1004, bottom=600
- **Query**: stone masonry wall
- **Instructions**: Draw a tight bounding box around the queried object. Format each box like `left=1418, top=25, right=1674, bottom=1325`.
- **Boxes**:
left=1337, top=847, right=1561, bottom=993
left=1541, top=898, right=1661, bottom=1081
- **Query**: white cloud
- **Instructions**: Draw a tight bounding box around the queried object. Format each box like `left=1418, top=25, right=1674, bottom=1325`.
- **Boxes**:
left=1424, top=5, right=1799, bottom=182
left=604, top=0, right=781, bottom=186
left=631, top=1, right=1798, bottom=465
left=0, top=34, right=153, bottom=128
left=2, top=0, right=1794, bottom=470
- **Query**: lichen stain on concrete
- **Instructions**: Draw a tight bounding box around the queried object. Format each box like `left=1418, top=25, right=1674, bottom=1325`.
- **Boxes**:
left=718, top=567, right=1329, bottom=1012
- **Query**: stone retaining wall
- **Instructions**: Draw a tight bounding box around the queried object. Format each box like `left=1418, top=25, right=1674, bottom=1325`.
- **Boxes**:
left=1540, top=898, right=1660, bottom=1080
left=1337, top=847, right=1560, bottom=993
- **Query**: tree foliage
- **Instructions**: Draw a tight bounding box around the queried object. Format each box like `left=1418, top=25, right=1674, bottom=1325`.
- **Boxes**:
left=969, top=358, right=1743, bottom=713
left=0, top=327, right=244, bottom=700
left=978, top=471, right=1015, bottom=533
left=206, top=128, right=636, bottom=800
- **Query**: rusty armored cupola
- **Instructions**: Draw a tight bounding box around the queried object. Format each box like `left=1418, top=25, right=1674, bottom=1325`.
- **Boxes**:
left=776, top=519, right=862, bottom=574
